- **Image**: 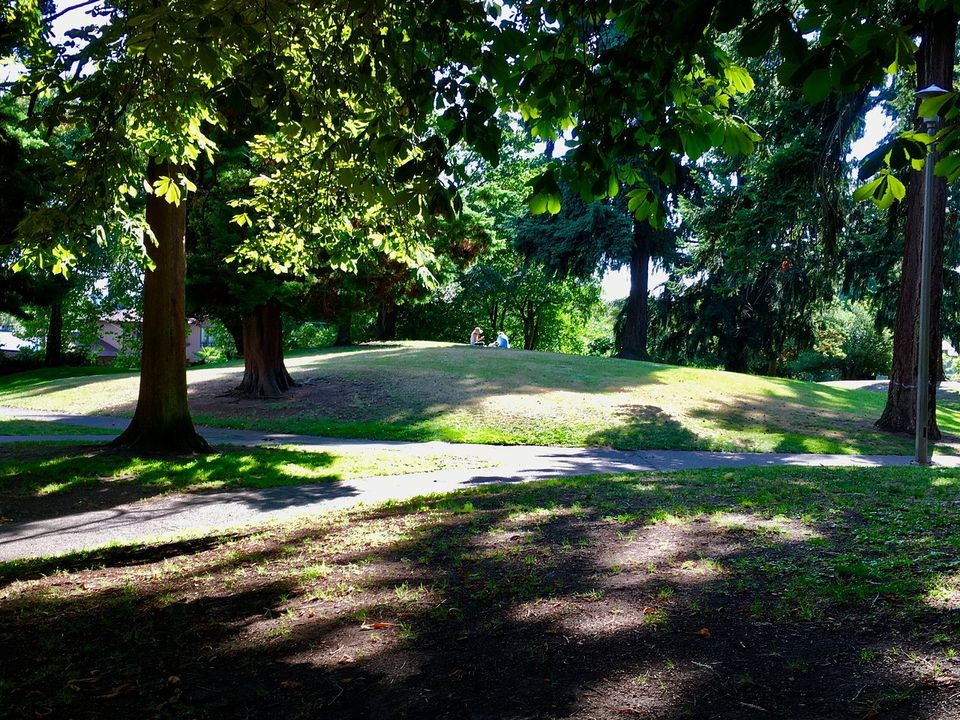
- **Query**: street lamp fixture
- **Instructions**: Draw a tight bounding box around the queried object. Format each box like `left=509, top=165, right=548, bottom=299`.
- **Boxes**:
left=914, top=83, right=949, bottom=465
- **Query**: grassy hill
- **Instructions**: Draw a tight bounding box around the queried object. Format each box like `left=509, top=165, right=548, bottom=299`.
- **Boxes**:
left=1, top=341, right=956, bottom=454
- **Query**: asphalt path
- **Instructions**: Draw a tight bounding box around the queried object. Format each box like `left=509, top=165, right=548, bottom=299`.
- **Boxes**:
left=1, top=407, right=952, bottom=561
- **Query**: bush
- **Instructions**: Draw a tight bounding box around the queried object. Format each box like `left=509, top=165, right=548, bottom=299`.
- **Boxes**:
left=202, top=319, right=238, bottom=359
left=113, top=352, right=140, bottom=371
left=197, top=346, right=227, bottom=364
left=785, top=301, right=891, bottom=381
left=587, top=337, right=615, bottom=357
left=284, top=322, right=335, bottom=350
left=837, top=303, right=892, bottom=380
left=785, top=349, right=841, bottom=382
left=0, top=351, right=44, bottom=376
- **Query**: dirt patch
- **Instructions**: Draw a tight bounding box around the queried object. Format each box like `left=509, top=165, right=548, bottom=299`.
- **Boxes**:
left=188, top=372, right=462, bottom=423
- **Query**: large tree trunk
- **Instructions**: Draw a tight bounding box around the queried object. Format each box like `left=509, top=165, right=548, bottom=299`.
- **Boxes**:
left=375, top=302, right=397, bottom=341
left=236, top=300, right=294, bottom=398
left=113, top=158, right=210, bottom=453
left=617, top=224, right=650, bottom=360
left=335, top=313, right=353, bottom=346
left=44, top=299, right=63, bottom=367
left=877, top=11, right=956, bottom=440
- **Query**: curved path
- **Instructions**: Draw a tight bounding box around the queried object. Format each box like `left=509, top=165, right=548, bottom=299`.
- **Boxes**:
left=1, top=407, right=953, bottom=561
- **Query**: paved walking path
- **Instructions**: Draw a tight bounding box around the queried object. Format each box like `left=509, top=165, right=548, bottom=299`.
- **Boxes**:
left=1, top=406, right=954, bottom=561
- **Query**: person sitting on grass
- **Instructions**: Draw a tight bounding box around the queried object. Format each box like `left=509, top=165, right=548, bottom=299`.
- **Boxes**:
left=491, top=331, right=509, bottom=349
left=469, top=327, right=485, bottom=347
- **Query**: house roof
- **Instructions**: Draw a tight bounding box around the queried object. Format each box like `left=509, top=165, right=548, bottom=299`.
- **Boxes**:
left=100, top=311, right=206, bottom=325
left=0, top=330, right=34, bottom=352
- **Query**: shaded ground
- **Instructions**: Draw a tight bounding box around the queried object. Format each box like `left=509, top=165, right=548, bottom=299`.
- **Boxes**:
left=3, top=343, right=959, bottom=454
left=2, top=466, right=958, bottom=719
left=0, top=443, right=492, bottom=526
left=0, top=419, right=115, bottom=436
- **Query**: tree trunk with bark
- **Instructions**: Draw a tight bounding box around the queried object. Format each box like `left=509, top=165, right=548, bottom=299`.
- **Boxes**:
left=44, top=299, right=63, bottom=367
left=519, top=299, right=540, bottom=350
left=877, top=11, right=956, bottom=440
left=236, top=300, right=294, bottom=398
left=617, top=224, right=650, bottom=360
left=376, top=302, right=397, bottom=341
left=113, top=158, right=210, bottom=453
left=335, top=313, right=353, bottom=346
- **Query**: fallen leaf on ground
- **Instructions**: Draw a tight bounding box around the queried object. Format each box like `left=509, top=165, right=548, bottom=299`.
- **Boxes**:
left=95, top=683, right=135, bottom=699
left=281, top=680, right=301, bottom=690
left=360, top=622, right=397, bottom=630
left=695, top=628, right=712, bottom=639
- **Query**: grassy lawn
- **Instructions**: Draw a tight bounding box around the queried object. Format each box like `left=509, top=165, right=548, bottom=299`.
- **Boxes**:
left=2, top=466, right=958, bottom=718
left=1, top=342, right=956, bottom=454
left=0, top=419, right=116, bottom=436
left=0, top=444, right=491, bottom=523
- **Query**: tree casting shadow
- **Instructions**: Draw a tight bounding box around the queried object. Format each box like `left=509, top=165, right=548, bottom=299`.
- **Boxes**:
left=1, top=466, right=957, bottom=719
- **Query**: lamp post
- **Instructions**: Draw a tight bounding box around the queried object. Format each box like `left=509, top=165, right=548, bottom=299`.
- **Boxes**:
left=915, top=83, right=949, bottom=465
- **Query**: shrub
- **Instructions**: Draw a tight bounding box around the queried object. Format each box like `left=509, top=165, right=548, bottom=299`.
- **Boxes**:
left=285, top=322, right=335, bottom=350
left=786, top=301, right=891, bottom=381
left=197, top=346, right=227, bottom=364
left=587, top=337, right=615, bottom=357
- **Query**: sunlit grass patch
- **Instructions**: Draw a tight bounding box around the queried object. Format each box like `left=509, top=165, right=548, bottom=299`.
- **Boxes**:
left=3, top=342, right=958, bottom=454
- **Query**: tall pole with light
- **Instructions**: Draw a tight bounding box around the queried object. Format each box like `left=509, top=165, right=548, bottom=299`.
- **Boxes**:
left=915, top=84, right=948, bottom=465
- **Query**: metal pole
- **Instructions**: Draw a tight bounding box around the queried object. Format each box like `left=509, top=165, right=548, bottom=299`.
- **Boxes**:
left=916, top=117, right=938, bottom=465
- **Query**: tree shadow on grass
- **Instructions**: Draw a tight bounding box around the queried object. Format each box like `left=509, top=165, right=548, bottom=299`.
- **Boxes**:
left=0, top=444, right=350, bottom=525
left=684, top=394, right=922, bottom=455
left=584, top=404, right=703, bottom=450
left=1, top=466, right=958, bottom=719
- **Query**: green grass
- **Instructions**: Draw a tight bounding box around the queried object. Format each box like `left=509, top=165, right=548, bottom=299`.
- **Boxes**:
left=2, top=465, right=957, bottom=718
left=0, top=444, right=491, bottom=497
left=0, top=342, right=952, bottom=454
left=0, top=419, right=116, bottom=436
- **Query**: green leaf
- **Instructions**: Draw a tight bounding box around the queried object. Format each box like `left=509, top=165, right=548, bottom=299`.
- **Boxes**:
left=852, top=177, right=884, bottom=203
left=607, top=173, right=620, bottom=198
left=918, top=92, right=954, bottom=120
left=714, top=0, right=753, bottom=33
left=887, top=175, right=906, bottom=202
left=153, top=175, right=182, bottom=206
left=801, top=68, right=833, bottom=105
left=935, top=154, right=960, bottom=181
left=738, top=14, right=778, bottom=58
left=777, top=19, right=806, bottom=63
left=724, top=65, right=755, bottom=94
left=196, top=44, right=219, bottom=76
left=680, top=128, right=712, bottom=162
left=529, top=193, right=549, bottom=215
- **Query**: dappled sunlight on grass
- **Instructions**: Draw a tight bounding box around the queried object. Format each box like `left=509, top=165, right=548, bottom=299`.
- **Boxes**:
left=925, top=573, right=960, bottom=609
left=3, top=465, right=960, bottom=717
left=0, top=444, right=492, bottom=525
